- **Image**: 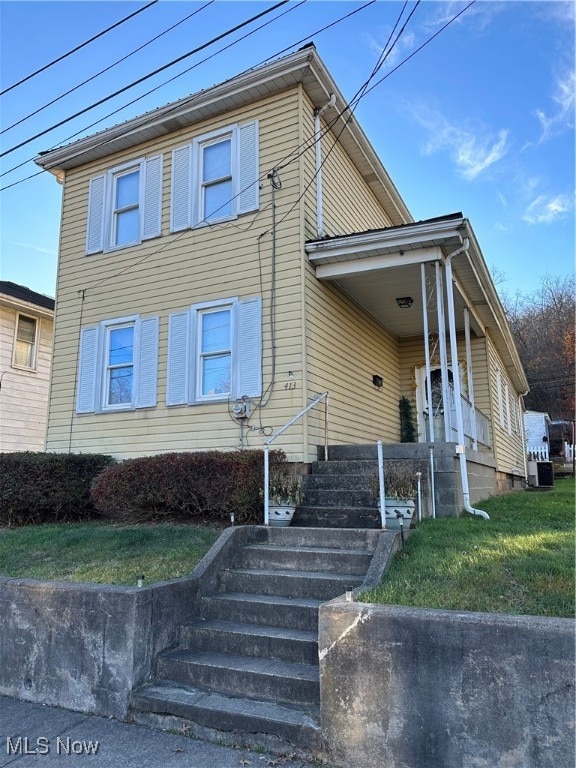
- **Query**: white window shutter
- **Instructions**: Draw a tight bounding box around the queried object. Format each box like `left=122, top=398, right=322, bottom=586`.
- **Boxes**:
left=238, top=121, right=259, bottom=214
left=77, top=326, right=100, bottom=413
left=86, top=175, right=106, bottom=254
left=142, top=155, right=163, bottom=240
left=167, top=311, right=190, bottom=405
left=171, top=145, right=191, bottom=232
left=236, top=297, right=262, bottom=398
left=136, top=316, right=159, bottom=408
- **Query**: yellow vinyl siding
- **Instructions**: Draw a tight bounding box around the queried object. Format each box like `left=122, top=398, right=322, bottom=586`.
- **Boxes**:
left=47, top=89, right=308, bottom=459
left=486, top=334, right=526, bottom=475
left=301, top=93, right=393, bottom=240
left=0, top=304, right=53, bottom=452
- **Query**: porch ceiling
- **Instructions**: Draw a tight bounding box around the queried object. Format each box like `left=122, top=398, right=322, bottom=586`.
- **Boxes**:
left=306, top=216, right=529, bottom=393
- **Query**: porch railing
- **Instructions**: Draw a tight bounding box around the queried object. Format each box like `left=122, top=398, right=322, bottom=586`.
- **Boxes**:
left=263, top=392, right=329, bottom=525
left=447, top=385, right=491, bottom=448
left=527, top=444, right=549, bottom=461
left=564, top=442, right=575, bottom=462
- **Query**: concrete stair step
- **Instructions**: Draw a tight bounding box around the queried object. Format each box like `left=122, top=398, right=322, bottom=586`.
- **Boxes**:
left=236, top=544, right=372, bottom=575
left=304, top=474, right=374, bottom=490
left=263, top=526, right=380, bottom=551
left=179, top=619, right=318, bottom=665
left=302, top=488, right=375, bottom=508
left=157, top=649, right=319, bottom=706
left=221, top=567, right=364, bottom=600
left=130, top=681, right=321, bottom=752
left=292, top=506, right=382, bottom=529
left=311, top=459, right=379, bottom=475
left=201, top=592, right=321, bottom=630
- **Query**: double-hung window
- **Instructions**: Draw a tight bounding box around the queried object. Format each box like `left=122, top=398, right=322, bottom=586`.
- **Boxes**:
left=76, top=315, right=159, bottom=414
left=104, top=322, right=135, bottom=408
left=171, top=120, right=259, bottom=232
left=201, top=137, right=233, bottom=222
left=86, top=155, right=162, bottom=254
left=198, top=306, right=232, bottom=398
left=111, top=168, right=140, bottom=248
left=167, top=297, right=262, bottom=406
left=13, top=313, right=38, bottom=369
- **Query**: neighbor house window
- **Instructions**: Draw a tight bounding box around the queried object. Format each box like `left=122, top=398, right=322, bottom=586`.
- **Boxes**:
left=166, top=296, right=262, bottom=407
left=170, top=120, right=259, bottom=232
left=76, top=315, right=159, bottom=414
left=86, top=155, right=162, bottom=255
left=13, top=313, right=38, bottom=369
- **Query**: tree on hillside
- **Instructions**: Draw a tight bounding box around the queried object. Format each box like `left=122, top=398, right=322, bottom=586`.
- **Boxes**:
left=502, top=275, right=575, bottom=421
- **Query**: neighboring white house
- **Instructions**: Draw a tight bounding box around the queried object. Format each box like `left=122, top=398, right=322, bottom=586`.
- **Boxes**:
left=0, top=281, right=55, bottom=452
left=523, top=410, right=551, bottom=460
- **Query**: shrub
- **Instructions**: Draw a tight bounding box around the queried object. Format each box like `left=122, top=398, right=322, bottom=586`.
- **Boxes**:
left=90, top=450, right=285, bottom=525
left=0, top=452, right=116, bottom=526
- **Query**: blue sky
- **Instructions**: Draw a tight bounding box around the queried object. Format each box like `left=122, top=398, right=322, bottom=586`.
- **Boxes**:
left=1, top=1, right=574, bottom=300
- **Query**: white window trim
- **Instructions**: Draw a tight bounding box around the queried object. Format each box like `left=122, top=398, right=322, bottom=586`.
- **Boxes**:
left=193, top=125, right=239, bottom=227
left=195, top=301, right=235, bottom=403
left=100, top=316, right=139, bottom=412
left=12, top=312, right=39, bottom=371
left=105, top=160, right=144, bottom=252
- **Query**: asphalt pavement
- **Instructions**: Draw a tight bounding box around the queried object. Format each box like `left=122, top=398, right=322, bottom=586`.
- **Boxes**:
left=0, top=696, right=324, bottom=768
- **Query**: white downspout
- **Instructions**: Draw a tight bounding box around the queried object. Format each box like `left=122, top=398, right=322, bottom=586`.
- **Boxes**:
left=315, top=94, right=336, bottom=238
left=445, top=238, right=490, bottom=520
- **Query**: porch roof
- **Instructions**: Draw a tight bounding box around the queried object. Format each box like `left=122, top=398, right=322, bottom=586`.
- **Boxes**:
left=306, top=214, right=529, bottom=393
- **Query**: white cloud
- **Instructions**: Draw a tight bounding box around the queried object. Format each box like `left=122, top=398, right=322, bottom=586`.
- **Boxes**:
left=415, top=108, right=510, bottom=180
left=523, top=194, right=573, bottom=224
left=11, top=241, right=57, bottom=256
left=535, top=69, right=575, bottom=143
left=367, top=29, right=416, bottom=69
left=424, top=1, right=506, bottom=32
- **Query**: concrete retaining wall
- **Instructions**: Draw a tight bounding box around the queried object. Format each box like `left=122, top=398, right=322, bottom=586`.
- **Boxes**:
left=0, top=526, right=260, bottom=718
left=319, top=600, right=575, bottom=768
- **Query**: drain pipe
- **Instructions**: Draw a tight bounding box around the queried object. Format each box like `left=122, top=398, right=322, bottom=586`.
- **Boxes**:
left=314, top=93, right=336, bottom=237
left=445, top=238, right=490, bottom=520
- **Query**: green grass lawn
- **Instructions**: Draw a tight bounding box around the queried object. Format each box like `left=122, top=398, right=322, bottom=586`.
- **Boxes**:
left=362, top=478, right=575, bottom=618
left=0, top=522, right=221, bottom=586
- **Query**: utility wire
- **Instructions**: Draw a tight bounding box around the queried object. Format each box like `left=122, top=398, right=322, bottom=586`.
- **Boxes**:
left=0, top=1, right=159, bottom=97
left=0, top=0, right=371, bottom=188
left=0, top=0, right=290, bottom=159
left=1, top=1, right=214, bottom=136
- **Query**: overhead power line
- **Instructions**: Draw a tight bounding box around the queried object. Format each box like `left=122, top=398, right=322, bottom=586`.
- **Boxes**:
left=1, top=1, right=215, bottom=136
left=0, top=0, right=290, bottom=160
left=0, top=0, right=371, bottom=189
left=0, top=0, right=159, bottom=97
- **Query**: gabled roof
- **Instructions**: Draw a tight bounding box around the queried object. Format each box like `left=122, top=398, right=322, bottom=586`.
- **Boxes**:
left=33, top=46, right=412, bottom=227
left=0, top=281, right=55, bottom=312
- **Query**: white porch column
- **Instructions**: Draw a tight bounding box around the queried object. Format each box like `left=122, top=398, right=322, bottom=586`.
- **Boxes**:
left=435, top=261, right=451, bottom=440
left=421, top=263, right=435, bottom=442
left=464, top=307, right=478, bottom=450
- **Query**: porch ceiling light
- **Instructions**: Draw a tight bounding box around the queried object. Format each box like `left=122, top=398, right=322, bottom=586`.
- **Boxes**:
left=396, top=296, right=413, bottom=309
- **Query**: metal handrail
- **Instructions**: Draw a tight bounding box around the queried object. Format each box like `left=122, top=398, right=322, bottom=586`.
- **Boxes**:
left=263, top=392, right=329, bottom=525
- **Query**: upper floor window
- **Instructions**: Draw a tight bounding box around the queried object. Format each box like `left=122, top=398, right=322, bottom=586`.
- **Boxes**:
left=86, top=155, right=162, bottom=255
left=13, top=313, right=38, bottom=369
left=171, top=120, right=259, bottom=232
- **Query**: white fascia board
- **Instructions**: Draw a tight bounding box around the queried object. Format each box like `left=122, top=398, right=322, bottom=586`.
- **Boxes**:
left=0, top=294, right=54, bottom=320
left=307, top=220, right=464, bottom=261
left=315, top=247, right=442, bottom=280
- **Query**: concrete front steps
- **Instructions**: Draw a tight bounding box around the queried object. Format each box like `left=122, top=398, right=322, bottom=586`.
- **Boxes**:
left=130, top=526, right=390, bottom=755
left=294, top=451, right=382, bottom=528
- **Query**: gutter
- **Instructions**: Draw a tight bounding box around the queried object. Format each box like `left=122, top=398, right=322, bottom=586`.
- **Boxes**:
left=445, top=238, right=490, bottom=521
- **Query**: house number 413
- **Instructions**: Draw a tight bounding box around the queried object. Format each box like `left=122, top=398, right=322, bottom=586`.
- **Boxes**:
left=284, top=381, right=296, bottom=390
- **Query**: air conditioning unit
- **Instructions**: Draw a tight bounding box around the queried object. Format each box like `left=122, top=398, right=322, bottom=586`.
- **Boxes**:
left=527, top=460, right=554, bottom=488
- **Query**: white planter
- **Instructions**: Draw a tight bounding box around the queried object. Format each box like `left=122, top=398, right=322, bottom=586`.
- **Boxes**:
left=268, top=503, right=296, bottom=527
left=384, top=498, right=415, bottom=529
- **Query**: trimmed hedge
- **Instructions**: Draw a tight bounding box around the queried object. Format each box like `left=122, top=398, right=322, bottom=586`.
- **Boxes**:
left=90, top=450, right=285, bottom=524
left=0, top=452, right=116, bottom=526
